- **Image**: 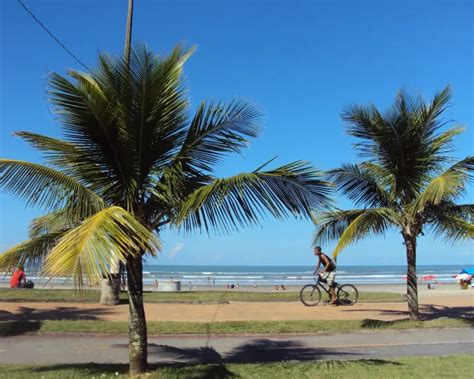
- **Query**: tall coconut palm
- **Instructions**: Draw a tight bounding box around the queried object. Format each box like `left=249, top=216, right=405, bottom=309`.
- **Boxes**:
left=0, top=45, right=332, bottom=374
left=313, top=86, right=473, bottom=320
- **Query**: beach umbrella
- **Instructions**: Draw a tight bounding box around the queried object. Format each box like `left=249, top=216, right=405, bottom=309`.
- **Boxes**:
left=455, top=273, right=471, bottom=281
left=421, top=275, right=437, bottom=281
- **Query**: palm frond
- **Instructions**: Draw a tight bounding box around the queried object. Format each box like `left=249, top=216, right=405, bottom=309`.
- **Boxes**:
left=148, top=99, right=264, bottom=225
left=429, top=215, right=474, bottom=242
left=146, top=163, right=212, bottom=220
left=331, top=208, right=399, bottom=259
left=173, top=100, right=261, bottom=173
left=176, top=161, right=332, bottom=233
left=313, top=209, right=366, bottom=247
left=421, top=85, right=452, bottom=139
left=410, top=156, right=474, bottom=215
left=47, top=45, right=200, bottom=207
left=48, top=70, right=137, bottom=208
left=14, top=132, right=114, bottom=196
left=342, top=86, right=454, bottom=201
left=0, top=233, right=63, bottom=272
left=41, top=206, right=161, bottom=288
left=28, top=209, right=78, bottom=238
left=14, top=132, right=79, bottom=166
left=316, top=208, right=399, bottom=259
left=92, top=44, right=194, bottom=183
left=0, top=159, right=105, bottom=216
left=123, top=44, right=193, bottom=177
left=328, top=163, right=394, bottom=208
left=436, top=203, right=474, bottom=221
left=428, top=126, right=464, bottom=157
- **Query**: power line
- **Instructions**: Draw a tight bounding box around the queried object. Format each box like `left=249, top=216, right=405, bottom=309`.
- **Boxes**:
left=16, top=0, right=91, bottom=72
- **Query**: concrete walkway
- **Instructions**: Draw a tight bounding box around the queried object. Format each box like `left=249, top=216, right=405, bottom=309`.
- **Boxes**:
left=1, top=328, right=473, bottom=364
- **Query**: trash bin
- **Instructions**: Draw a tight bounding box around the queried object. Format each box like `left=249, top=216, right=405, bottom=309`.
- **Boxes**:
left=156, top=280, right=181, bottom=292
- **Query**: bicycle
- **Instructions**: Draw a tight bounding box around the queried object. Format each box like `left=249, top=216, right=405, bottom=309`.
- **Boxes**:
left=299, top=274, right=359, bottom=306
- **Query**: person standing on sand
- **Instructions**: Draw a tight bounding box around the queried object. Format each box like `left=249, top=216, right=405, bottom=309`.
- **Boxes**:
left=313, top=246, right=337, bottom=304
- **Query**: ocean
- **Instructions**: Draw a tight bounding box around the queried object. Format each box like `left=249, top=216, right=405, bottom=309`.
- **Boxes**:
left=141, top=264, right=469, bottom=286
left=2, top=264, right=469, bottom=287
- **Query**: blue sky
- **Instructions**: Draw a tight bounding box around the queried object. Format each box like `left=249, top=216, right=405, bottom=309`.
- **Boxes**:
left=0, top=0, right=472, bottom=266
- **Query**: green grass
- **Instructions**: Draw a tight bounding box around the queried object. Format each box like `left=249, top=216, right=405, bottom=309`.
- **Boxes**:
left=0, top=317, right=471, bottom=336
left=0, top=355, right=473, bottom=378
left=0, top=288, right=404, bottom=303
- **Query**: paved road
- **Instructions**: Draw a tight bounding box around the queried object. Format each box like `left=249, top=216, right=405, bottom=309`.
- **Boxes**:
left=0, top=329, right=473, bottom=364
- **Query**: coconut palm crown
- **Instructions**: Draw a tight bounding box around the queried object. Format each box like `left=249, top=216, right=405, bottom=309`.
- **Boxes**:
left=0, top=45, right=332, bottom=373
left=313, top=86, right=473, bottom=320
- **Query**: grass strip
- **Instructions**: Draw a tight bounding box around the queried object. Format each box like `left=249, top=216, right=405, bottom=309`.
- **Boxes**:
left=0, top=317, right=471, bottom=336
left=0, top=288, right=404, bottom=303
left=0, top=355, right=473, bottom=378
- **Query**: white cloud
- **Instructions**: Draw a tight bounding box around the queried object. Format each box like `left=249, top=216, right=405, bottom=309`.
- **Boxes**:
left=168, top=243, right=185, bottom=260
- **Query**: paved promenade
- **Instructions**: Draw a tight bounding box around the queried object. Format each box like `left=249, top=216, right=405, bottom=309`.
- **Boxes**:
left=0, top=329, right=473, bottom=364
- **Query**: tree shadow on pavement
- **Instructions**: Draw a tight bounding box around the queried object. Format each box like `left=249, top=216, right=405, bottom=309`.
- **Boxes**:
left=0, top=306, right=114, bottom=336
left=146, top=339, right=360, bottom=365
left=21, top=335, right=401, bottom=378
left=343, top=303, right=474, bottom=327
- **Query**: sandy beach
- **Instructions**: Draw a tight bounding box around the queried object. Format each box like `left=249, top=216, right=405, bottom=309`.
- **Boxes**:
left=0, top=286, right=472, bottom=323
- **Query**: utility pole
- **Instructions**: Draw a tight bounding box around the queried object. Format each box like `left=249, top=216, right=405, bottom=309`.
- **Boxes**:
left=101, top=0, right=135, bottom=306
left=124, top=0, right=134, bottom=66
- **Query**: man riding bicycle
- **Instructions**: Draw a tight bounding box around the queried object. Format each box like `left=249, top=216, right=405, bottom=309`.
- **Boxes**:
left=313, top=246, right=337, bottom=304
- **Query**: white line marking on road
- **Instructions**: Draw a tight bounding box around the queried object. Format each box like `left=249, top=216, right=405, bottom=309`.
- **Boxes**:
left=306, top=340, right=474, bottom=349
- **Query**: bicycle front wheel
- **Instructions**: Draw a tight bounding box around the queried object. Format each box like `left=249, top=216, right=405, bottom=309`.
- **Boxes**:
left=300, top=284, right=321, bottom=306
left=337, top=284, right=358, bottom=305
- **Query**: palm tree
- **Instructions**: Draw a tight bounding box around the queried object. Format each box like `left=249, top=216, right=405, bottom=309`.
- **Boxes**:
left=313, top=86, right=473, bottom=320
left=0, top=45, right=332, bottom=374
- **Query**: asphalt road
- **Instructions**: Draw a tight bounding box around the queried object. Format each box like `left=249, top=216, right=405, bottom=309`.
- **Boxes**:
left=1, top=328, right=473, bottom=365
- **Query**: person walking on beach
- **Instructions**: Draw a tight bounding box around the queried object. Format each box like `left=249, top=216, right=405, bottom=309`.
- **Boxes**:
left=313, top=246, right=337, bottom=304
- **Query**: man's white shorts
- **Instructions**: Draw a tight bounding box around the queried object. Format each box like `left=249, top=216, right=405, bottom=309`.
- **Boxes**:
left=320, top=271, right=336, bottom=286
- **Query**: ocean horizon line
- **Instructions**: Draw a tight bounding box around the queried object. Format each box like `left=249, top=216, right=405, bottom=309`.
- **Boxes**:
left=143, top=263, right=473, bottom=268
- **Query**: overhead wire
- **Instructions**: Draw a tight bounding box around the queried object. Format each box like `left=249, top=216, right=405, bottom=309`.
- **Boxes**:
left=16, top=0, right=92, bottom=72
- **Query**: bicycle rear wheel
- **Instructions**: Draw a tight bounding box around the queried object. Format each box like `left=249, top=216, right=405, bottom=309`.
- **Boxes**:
left=337, top=284, right=358, bottom=305
left=300, top=284, right=322, bottom=306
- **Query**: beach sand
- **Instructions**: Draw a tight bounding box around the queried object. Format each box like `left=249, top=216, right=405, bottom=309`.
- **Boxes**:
left=0, top=288, right=472, bottom=323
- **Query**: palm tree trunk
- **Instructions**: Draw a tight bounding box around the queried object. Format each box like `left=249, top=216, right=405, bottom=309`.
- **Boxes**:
left=127, top=255, right=147, bottom=374
left=100, top=258, right=121, bottom=305
left=99, top=275, right=121, bottom=305
left=403, top=233, right=420, bottom=320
